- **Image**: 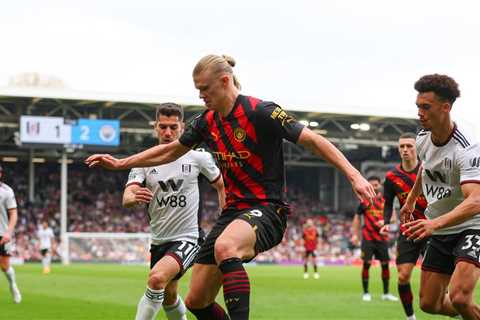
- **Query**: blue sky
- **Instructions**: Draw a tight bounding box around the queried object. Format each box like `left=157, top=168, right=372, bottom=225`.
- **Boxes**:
left=1, top=0, right=479, bottom=122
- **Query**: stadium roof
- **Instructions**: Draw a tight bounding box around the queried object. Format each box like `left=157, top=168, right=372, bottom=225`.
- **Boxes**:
left=0, top=86, right=419, bottom=164
left=0, top=85, right=416, bottom=119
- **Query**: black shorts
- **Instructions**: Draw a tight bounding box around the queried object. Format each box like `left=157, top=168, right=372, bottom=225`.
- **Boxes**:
left=40, top=248, right=50, bottom=256
left=195, top=203, right=289, bottom=265
left=150, top=241, right=200, bottom=280
left=0, top=237, right=12, bottom=256
left=361, top=239, right=389, bottom=262
left=422, top=229, right=480, bottom=275
left=396, top=233, right=428, bottom=265
left=305, top=250, right=317, bottom=258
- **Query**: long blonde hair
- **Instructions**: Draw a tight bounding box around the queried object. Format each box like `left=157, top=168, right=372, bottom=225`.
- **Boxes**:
left=193, top=54, right=241, bottom=89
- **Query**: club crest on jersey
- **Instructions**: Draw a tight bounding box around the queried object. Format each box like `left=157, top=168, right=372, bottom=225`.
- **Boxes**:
left=182, top=164, right=191, bottom=174
left=234, top=128, right=246, bottom=142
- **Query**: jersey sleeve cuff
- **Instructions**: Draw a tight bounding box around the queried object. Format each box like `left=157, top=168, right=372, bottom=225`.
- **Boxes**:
left=460, top=180, right=480, bottom=185
left=125, top=181, right=142, bottom=187
left=208, top=173, right=222, bottom=184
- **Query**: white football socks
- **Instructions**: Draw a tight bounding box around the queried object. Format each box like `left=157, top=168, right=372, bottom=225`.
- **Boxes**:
left=4, top=266, right=17, bottom=287
left=135, top=287, right=164, bottom=320
left=163, top=295, right=187, bottom=320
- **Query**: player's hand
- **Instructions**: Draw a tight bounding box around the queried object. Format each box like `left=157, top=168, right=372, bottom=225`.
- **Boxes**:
left=350, top=234, right=360, bottom=246
left=403, top=219, right=436, bottom=242
left=134, top=187, right=153, bottom=204
left=380, top=224, right=390, bottom=236
left=400, top=201, right=415, bottom=225
left=351, top=174, right=376, bottom=203
left=0, top=231, right=11, bottom=244
left=84, top=154, right=125, bottom=170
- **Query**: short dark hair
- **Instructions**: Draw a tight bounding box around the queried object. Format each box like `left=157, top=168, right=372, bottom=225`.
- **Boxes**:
left=399, top=132, right=416, bottom=140
left=414, top=74, right=460, bottom=104
left=367, top=176, right=381, bottom=183
left=155, top=103, right=184, bottom=121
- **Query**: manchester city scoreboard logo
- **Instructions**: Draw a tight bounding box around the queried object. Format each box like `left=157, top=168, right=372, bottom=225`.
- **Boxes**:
left=234, top=128, right=246, bottom=142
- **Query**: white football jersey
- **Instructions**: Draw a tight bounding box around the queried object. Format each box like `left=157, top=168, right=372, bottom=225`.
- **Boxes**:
left=126, top=149, right=220, bottom=245
left=0, top=182, right=17, bottom=236
left=37, top=227, right=54, bottom=249
left=417, top=122, right=480, bottom=235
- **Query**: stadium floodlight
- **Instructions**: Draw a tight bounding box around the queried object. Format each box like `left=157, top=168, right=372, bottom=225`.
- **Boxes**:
left=2, top=157, right=18, bottom=162
left=359, top=123, right=370, bottom=131
left=32, top=158, right=46, bottom=163
left=350, top=123, right=360, bottom=130
left=299, top=120, right=309, bottom=126
left=309, top=121, right=319, bottom=127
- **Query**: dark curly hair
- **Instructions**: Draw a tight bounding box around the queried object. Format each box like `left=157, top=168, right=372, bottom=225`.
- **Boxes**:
left=414, top=74, right=460, bottom=104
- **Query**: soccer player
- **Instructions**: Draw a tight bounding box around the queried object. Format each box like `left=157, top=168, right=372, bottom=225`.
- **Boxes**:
left=302, top=218, right=319, bottom=279
left=86, top=54, right=375, bottom=320
left=122, top=103, right=225, bottom=320
left=37, top=221, right=55, bottom=274
left=0, top=164, right=21, bottom=303
left=402, top=74, right=480, bottom=319
left=351, top=176, right=398, bottom=302
left=380, top=133, right=427, bottom=320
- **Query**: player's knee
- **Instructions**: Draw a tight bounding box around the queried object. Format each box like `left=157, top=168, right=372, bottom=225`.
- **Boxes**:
left=214, top=238, right=239, bottom=262
left=449, top=288, right=471, bottom=311
left=147, top=271, right=169, bottom=290
left=398, top=271, right=410, bottom=284
left=185, top=292, right=209, bottom=310
left=419, top=298, right=439, bottom=314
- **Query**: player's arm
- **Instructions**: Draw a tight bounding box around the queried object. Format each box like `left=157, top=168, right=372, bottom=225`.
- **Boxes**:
left=0, top=208, right=17, bottom=244
left=380, top=177, right=395, bottom=235
left=122, top=184, right=153, bottom=208
left=210, top=175, right=226, bottom=211
left=86, top=140, right=190, bottom=170
left=405, top=183, right=480, bottom=241
left=297, top=127, right=375, bottom=202
left=256, top=103, right=375, bottom=202
left=351, top=213, right=361, bottom=246
left=400, top=166, right=423, bottom=224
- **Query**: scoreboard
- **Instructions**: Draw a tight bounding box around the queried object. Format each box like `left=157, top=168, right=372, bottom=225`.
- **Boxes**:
left=20, top=116, right=120, bottom=148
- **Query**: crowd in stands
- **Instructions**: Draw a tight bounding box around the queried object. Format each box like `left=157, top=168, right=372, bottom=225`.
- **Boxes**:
left=2, top=162, right=396, bottom=264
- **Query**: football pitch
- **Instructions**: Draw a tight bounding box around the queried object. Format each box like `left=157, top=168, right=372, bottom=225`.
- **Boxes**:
left=0, top=264, right=465, bottom=319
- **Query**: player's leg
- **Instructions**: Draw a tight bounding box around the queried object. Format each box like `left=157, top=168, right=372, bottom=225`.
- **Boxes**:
left=214, top=205, right=288, bottom=320
left=418, top=235, right=457, bottom=316
left=376, top=242, right=397, bottom=301
left=449, top=261, right=480, bottom=319
left=185, top=263, right=228, bottom=320
left=303, top=252, right=310, bottom=279
left=214, top=219, right=256, bottom=320
left=185, top=214, right=232, bottom=319
left=136, top=253, right=181, bottom=320
left=360, top=240, right=373, bottom=301
left=41, top=249, right=51, bottom=274
left=0, top=245, right=21, bottom=303
left=397, top=263, right=416, bottom=318
left=312, top=252, right=319, bottom=279
left=162, top=280, right=187, bottom=320
left=396, top=235, right=425, bottom=319
left=419, top=270, right=457, bottom=316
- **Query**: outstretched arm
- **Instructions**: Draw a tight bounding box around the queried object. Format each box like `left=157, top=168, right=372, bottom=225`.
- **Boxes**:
left=85, top=140, right=190, bottom=170
left=297, top=127, right=375, bottom=202
left=404, top=183, right=480, bottom=241
left=210, top=175, right=226, bottom=211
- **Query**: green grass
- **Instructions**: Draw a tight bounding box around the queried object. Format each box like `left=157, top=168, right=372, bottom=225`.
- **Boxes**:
left=0, top=263, right=466, bottom=319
